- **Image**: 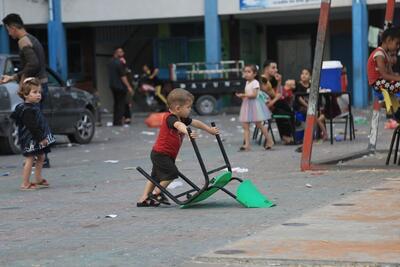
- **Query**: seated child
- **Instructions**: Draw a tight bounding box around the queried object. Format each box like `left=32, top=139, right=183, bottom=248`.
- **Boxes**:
left=283, top=79, right=295, bottom=105
left=367, top=27, right=400, bottom=120
left=137, top=88, right=219, bottom=207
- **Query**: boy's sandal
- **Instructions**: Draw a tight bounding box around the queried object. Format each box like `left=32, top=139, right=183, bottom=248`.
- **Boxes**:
left=264, top=146, right=273, bottom=150
left=136, top=198, right=160, bottom=207
left=20, top=183, right=37, bottom=191
left=148, top=193, right=171, bottom=205
left=238, top=146, right=250, bottom=152
left=33, top=179, right=49, bottom=188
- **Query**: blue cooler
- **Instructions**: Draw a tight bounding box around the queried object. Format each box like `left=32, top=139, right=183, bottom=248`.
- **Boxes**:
left=320, top=61, right=342, bottom=92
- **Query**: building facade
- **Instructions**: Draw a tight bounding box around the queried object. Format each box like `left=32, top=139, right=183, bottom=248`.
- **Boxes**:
left=0, top=0, right=395, bottom=110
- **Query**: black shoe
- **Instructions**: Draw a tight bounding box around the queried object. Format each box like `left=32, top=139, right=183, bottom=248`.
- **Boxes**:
left=148, top=193, right=170, bottom=205
left=42, top=158, right=50, bottom=168
left=394, top=109, right=400, bottom=122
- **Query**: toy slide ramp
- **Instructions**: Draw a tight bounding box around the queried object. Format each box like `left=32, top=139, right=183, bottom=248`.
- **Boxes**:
left=236, top=180, right=275, bottom=208
left=181, top=171, right=232, bottom=208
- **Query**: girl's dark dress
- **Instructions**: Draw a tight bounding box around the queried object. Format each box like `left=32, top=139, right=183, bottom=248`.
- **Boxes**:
left=11, top=102, right=55, bottom=157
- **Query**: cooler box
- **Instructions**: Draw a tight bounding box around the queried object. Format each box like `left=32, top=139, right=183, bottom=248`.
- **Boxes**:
left=320, top=61, right=343, bottom=92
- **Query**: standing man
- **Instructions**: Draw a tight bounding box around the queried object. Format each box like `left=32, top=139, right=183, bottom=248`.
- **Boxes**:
left=0, top=13, right=50, bottom=168
left=108, top=47, right=133, bottom=126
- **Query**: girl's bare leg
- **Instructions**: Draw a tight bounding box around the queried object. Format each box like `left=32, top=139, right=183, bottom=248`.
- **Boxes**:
left=34, top=154, right=45, bottom=183
left=242, top=122, right=251, bottom=150
left=317, top=114, right=328, bottom=140
left=256, top=121, right=273, bottom=148
left=22, top=156, right=34, bottom=187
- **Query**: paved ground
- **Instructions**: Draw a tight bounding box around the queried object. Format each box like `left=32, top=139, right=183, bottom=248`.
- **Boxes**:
left=193, top=178, right=400, bottom=267
left=0, top=110, right=398, bottom=267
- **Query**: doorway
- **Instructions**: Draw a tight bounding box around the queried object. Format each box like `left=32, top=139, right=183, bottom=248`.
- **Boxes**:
left=277, top=35, right=312, bottom=80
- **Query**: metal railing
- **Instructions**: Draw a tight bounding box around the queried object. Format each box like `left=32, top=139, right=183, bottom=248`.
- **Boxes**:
left=169, top=60, right=245, bottom=81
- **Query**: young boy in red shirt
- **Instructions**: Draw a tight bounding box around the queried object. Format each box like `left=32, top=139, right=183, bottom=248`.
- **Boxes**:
left=137, top=88, right=219, bottom=207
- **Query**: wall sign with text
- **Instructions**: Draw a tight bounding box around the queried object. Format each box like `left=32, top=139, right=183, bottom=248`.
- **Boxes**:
left=240, top=0, right=320, bottom=10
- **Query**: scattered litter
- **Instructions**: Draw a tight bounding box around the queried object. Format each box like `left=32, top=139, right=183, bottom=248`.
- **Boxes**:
left=123, top=124, right=130, bottom=128
left=82, top=159, right=90, bottom=162
left=167, top=181, right=183, bottom=189
left=232, top=167, right=249, bottom=173
left=230, top=117, right=236, bottom=122
left=1, top=172, right=10, bottom=176
left=141, top=131, right=155, bottom=136
left=104, top=160, right=119, bottom=164
left=124, top=167, right=136, bottom=170
left=84, top=150, right=90, bottom=153
left=305, top=183, right=312, bottom=188
left=105, top=214, right=117, bottom=218
left=362, top=155, right=368, bottom=158
left=106, top=122, right=113, bottom=127
left=334, top=135, right=343, bottom=142
left=67, top=143, right=73, bottom=147
left=354, top=116, right=368, bottom=125
left=106, top=180, right=110, bottom=183
left=337, top=160, right=344, bottom=165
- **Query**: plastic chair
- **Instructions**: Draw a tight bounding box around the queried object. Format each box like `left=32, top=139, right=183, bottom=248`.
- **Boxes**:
left=380, top=88, right=400, bottom=165
left=330, top=94, right=355, bottom=142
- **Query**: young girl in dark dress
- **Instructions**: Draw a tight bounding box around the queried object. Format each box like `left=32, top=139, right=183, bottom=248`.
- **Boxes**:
left=11, top=78, right=55, bottom=190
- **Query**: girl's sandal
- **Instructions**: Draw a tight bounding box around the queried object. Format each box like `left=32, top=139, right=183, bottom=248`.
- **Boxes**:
left=20, top=183, right=37, bottom=191
left=34, top=179, right=49, bottom=188
left=264, top=146, right=273, bottom=150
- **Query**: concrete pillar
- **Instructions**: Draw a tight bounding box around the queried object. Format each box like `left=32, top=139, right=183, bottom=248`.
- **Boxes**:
left=48, top=0, right=68, bottom=80
left=0, top=25, right=10, bottom=54
left=352, top=0, right=369, bottom=108
left=204, top=0, right=221, bottom=64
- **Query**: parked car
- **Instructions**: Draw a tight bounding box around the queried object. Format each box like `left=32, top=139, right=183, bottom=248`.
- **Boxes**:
left=0, top=54, right=98, bottom=154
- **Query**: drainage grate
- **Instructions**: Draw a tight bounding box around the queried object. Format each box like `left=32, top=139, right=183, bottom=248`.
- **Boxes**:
left=282, top=223, right=308, bottom=226
left=332, top=203, right=355, bottom=206
left=0, top=207, right=22, bottom=210
left=373, top=188, right=393, bottom=191
left=214, top=250, right=246, bottom=255
left=82, top=224, right=99, bottom=228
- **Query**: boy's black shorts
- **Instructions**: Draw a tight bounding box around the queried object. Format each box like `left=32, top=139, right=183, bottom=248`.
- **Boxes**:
left=151, top=150, right=179, bottom=182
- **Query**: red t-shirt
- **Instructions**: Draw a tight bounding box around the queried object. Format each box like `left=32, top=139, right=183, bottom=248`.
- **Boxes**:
left=367, top=47, right=389, bottom=85
left=152, top=113, right=192, bottom=159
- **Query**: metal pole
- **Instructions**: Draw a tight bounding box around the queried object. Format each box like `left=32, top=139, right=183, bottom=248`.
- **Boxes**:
left=301, top=0, right=331, bottom=171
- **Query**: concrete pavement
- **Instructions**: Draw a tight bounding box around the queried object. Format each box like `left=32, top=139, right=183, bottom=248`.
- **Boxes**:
left=193, top=178, right=400, bottom=266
